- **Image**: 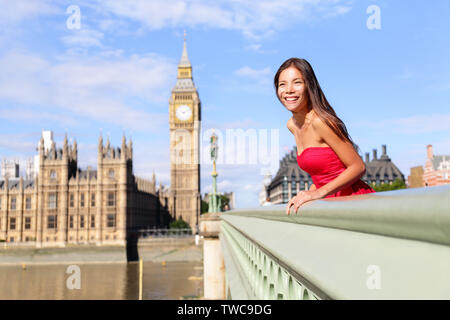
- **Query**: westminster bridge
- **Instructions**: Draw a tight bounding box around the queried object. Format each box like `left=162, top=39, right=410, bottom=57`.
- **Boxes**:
left=200, top=185, right=450, bottom=300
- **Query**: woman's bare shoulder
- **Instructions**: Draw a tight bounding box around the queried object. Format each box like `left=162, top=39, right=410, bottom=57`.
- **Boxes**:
left=310, top=112, right=328, bottom=131
left=287, top=117, right=295, bottom=133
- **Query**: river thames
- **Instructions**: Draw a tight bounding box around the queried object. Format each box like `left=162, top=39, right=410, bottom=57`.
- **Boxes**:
left=0, top=260, right=203, bottom=300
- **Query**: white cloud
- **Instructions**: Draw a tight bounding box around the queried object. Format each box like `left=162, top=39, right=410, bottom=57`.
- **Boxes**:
left=0, top=0, right=57, bottom=25
left=95, top=0, right=353, bottom=39
left=235, top=66, right=271, bottom=78
left=0, top=49, right=176, bottom=131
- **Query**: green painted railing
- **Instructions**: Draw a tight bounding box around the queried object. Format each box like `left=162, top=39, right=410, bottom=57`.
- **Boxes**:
left=220, top=185, right=450, bottom=300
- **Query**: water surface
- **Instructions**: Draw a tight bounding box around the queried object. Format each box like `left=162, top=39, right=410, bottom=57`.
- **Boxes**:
left=0, top=261, right=203, bottom=300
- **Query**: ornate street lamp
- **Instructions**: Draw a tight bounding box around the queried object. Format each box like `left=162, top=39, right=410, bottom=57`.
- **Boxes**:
left=208, top=129, right=221, bottom=213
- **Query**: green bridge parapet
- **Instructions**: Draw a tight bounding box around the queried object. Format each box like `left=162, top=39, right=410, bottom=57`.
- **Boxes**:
left=220, top=185, right=450, bottom=300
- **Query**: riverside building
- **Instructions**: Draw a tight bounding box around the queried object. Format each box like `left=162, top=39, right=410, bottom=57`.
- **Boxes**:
left=0, top=131, right=170, bottom=247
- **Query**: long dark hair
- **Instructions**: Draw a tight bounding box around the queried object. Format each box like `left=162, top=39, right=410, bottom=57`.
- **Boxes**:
left=274, top=58, right=358, bottom=151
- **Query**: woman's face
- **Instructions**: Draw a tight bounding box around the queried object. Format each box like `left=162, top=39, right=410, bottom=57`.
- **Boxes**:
left=277, top=66, right=308, bottom=112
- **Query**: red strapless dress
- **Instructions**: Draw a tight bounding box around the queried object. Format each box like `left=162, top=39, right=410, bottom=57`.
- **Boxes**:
left=297, top=147, right=375, bottom=198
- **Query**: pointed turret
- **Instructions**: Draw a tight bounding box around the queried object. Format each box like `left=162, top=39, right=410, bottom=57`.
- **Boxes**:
left=39, top=135, right=45, bottom=160
left=179, top=31, right=191, bottom=68
left=63, top=133, right=68, bottom=159
left=121, top=134, right=126, bottom=160
left=98, top=134, right=104, bottom=163
left=98, top=134, right=103, bottom=152
left=177, top=32, right=193, bottom=80
left=73, top=139, right=78, bottom=159
left=152, top=170, right=156, bottom=191
left=128, top=137, right=133, bottom=160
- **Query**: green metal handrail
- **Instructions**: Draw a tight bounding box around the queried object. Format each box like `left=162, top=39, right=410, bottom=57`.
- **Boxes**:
left=220, top=185, right=450, bottom=300
left=226, top=185, right=450, bottom=246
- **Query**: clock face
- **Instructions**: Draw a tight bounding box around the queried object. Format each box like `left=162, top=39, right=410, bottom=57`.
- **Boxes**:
left=176, top=105, right=192, bottom=121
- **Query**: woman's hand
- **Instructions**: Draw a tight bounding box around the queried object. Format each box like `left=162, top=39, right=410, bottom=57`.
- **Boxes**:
left=286, top=190, right=323, bottom=215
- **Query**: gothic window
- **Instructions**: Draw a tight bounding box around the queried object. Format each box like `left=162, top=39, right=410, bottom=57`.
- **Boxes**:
left=48, top=193, right=57, bottom=209
left=26, top=196, right=32, bottom=210
left=282, top=176, right=288, bottom=203
left=80, top=215, right=85, bottom=228
left=298, top=179, right=304, bottom=191
left=50, top=170, right=56, bottom=180
left=91, top=193, right=96, bottom=207
left=0, top=197, right=2, bottom=209
left=107, top=214, right=116, bottom=227
left=25, top=217, right=31, bottom=229
left=80, top=193, right=85, bottom=207
left=107, top=192, right=115, bottom=207
left=108, top=169, right=115, bottom=179
left=10, top=217, right=16, bottom=230
left=10, top=196, right=16, bottom=210
left=47, top=215, right=57, bottom=229
left=69, top=193, right=74, bottom=208
left=69, top=216, right=74, bottom=229
left=90, top=215, right=95, bottom=228
left=291, top=175, right=297, bottom=196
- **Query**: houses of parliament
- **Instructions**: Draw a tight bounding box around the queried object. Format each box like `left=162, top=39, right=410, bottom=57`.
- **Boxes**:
left=0, top=39, right=201, bottom=246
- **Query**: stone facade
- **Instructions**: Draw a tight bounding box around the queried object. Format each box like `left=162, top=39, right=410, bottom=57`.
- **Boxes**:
left=0, top=133, right=170, bottom=247
left=408, top=166, right=424, bottom=188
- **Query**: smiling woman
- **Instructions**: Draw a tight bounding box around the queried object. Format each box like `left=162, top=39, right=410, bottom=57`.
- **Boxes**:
left=274, top=58, right=375, bottom=215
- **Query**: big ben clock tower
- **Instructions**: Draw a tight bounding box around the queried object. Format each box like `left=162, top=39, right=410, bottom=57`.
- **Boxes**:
left=169, top=35, right=201, bottom=230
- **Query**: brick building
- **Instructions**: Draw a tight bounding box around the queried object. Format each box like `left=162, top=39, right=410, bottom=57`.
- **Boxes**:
left=422, top=144, right=450, bottom=187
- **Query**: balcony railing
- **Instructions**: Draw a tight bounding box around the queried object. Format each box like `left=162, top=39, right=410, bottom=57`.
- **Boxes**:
left=138, top=228, right=193, bottom=239
left=220, top=185, right=450, bottom=299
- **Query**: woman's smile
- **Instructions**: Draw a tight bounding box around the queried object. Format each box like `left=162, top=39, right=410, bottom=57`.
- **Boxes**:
left=284, top=96, right=299, bottom=103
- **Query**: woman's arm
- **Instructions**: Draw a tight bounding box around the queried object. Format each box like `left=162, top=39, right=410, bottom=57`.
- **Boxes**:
left=311, top=117, right=365, bottom=198
left=309, top=184, right=316, bottom=191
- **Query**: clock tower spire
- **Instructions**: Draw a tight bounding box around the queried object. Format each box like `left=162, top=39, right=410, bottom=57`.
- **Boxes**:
left=168, top=35, right=201, bottom=231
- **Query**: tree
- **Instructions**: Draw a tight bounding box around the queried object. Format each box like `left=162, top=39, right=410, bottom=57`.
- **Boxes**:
left=373, top=178, right=406, bottom=192
left=219, top=194, right=230, bottom=211
left=169, top=218, right=191, bottom=229
left=201, top=200, right=209, bottom=214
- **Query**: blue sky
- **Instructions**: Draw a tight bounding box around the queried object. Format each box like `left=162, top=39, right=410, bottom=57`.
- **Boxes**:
left=0, top=0, right=449, bottom=208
